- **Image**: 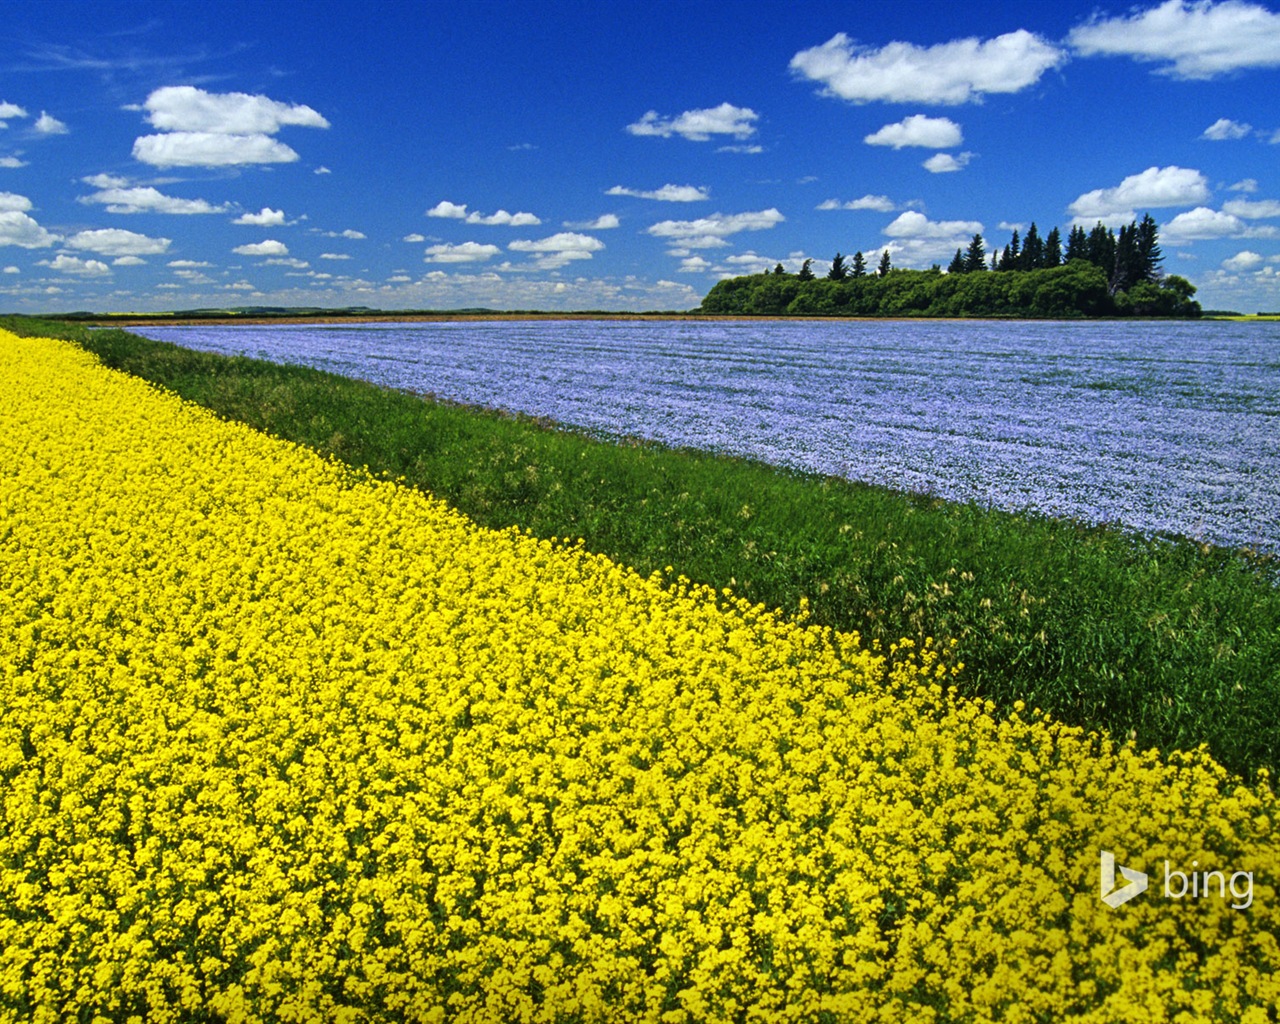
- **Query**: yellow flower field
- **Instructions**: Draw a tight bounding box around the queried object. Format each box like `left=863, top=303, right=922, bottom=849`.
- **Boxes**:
left=1, top=329, right=1277, bottom=1023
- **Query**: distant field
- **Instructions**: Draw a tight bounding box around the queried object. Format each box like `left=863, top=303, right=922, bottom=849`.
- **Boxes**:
left=4, top=315, right=1278, bottom=781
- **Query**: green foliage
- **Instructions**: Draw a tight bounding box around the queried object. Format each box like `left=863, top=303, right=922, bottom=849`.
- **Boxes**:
left=5, top=315, right=1275, bottom=781
left=699, top=259, right=1196, bottom=318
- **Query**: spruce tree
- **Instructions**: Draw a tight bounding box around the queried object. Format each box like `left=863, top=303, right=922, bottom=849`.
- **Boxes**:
left=851, top=251, right=867, bottom=278
left=1044, top=226, right=1063, bottom=268
left=797, top=258, right=815, bottom=281
left=1065, top=225, right=1088, bottom=263
left=1086, top=222, right=1116, bottom=279
left=963, top=233, right=986, bottom=273
left=877, top=249, right=892, bottom=277
left=1136, top=213, right=1163, bottom=282
left=948, top=249, right=966, bottom=274
left=1021, top=223, right=1044, bottom=270
left=827, top=252, right=848, bottom=281
left=1001, top=229, right=1021, bottom=272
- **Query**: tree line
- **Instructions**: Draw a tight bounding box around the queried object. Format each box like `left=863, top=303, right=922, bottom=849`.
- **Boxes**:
left=700, top=213, right=1200, bottom=318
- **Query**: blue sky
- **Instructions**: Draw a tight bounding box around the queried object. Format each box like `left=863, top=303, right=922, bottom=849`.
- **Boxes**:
left=2, top=0, right=1279, bottom=313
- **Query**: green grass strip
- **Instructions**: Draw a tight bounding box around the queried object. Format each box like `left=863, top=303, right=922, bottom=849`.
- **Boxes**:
left=6, top=315, right=1277, bottom=781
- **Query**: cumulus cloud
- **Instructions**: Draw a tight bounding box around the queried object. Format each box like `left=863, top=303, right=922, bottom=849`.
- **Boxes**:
left=923, top=152, right=973, bottom=173
left=1222, top=250, right=1265, bottom=271
left=1068, top=165, right=1210, bottom=221
left=144, top=85, right=329, bottom=134
left=66, top=228, right=171, bottom=256
left=606, top=184, right=709, bottom=202
left=0, top=210, right=58, bottom=248
left=34, top=111, right=68, bottom=135
left=884, top=211, right=983, bottom=239
left=234, top=207, right=286, bottom=225
left=0, top=101, right=27, bottom=126
left=134, top=132, right=301, bottom=167
left=402, top=233, right=426, bottom=242
left=1202, top=117, right=1252, bottom=139
left=0, top=156, right=26, bottom=168
left=426, top=200, right=540, bottom=225
left=233, top=239, right=289, bottom=256
left=424, top=241, right=502, bottom=263
left=1162, top=206, right=1245, bottom=241
left=645, top=209, right=784, bottom=248
left=507, top=231, right=604, bottom=269
left=626, top=103, right=758, bottom=141
left=319, top=252, right=351, bottom=260
left=817, top=195, right=898, bottom=212
left=564, top=214, right=620, bottom=229
left=864, top=115, right=962, bottom=149
left=789, top=30, right=1064, bottom=105
left=41, top=254, right=110, bottom=276
left=0, top=191, right=32, bottom=212
left=1068, top=0, right=1280, bottom=78
left=1230, top=178, right=1259, bottom=192
left=79, top=182, right=229, bottom=215
left=111, top=255, right=146, bottom=266
left=1222, top=198, right=1280, bottom=218
left=132, top=85, right=328, bottom=168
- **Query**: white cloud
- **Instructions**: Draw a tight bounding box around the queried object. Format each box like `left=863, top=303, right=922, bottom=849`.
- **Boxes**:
left=314, top=166, right=331, bottom=175
left=66, top=228, right=171, bottom=256
left=234, top=207, right=286, bottom=226
left=1202, top=117, right=1252, bottom=140
left=1162, top=206, right=1245, bottom=241
left=0, top=210, right=58, bottom=248
left=564, top=214, right=620, bottom=229
left=111, top=256, right=146, bottom=266
left=1068, top=0, right=1280, bottom=78
left=717, top=144, right=764, bottom=154
left=143, top=85, right=329, bottom=134
left=133, top=132, right=301, bottom=167
left=606, top=184, right=709, bottom=202
left=817, top=194, right=897, bottom=212
left=427, top=200, right=468, bottom=219
left=402, top=233, right=426, bottom=242
left=0, top=156, right=27, bottom=168
left=41, top=254, right=110, bottom=276
left=3, top=265, right=18, bottom=273
left=424, top=241, right=502, bottom=263
left=233, top=239, right=289, bottom=256
left=1222, top=198, right=1280, bottom=218
left=320, top=252, right=351, bottom=260
left=789, top=30, right=1064, bottom=105
left=168, top=260, right=212, bottom=268
left=0, top=191, right=32, bottom=212
left=33, top=111, right=68, bottom=135
left=884, top=211, right=983, bottom=239
left=508, top=231, right=604, bottom=268
left=0, top=101, right=27, bottom=125
left=1222, top=250, right=1265, bottom=270
left=864, top=115, right=962, bottom=149
left=646, top=209, right=785, bottom=249
left=1068, top=165, right=1210, bottom=220
left=923, top=152, right=973, bottom=173
left=678, top=255, right=712, bottom=273
left=626, top=103, right=758, bottom=141
left=426, top=200, right=540, bottom=225
left=130, top=86, right=326, bottom=170
left=1229, top=178, right=1259, bottom=193
left=466, top=209, right=540, bottom=226
left=80, top=184, right=228, bottom=215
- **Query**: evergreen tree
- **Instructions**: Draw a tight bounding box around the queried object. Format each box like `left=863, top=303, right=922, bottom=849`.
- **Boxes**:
left=1086, top=222, right=1116, bottom=279
left=1021, top=223, right=1044, bottom=270
left=1136, top=213, right=1163, bottom=282
left=999, top=229, right=1021, bottom=271
left=851, top=251, right=867, bottom=278
left=1111, top=222, right=1142, bottom=295
left=1065, top=225, right=1089, bottom=263
left=963, top=233, right=987, bottom=273
left=797, top=258, right=815, bottom=282
left=773, top=263, right=786, bottom=276
left=827, top=252, right=848, bottom=281
left=1044, top=226, right=1063, bottom=268
left=948, top=248, right=967, bottom=274
left=877, top=249, right=892, bottom=277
